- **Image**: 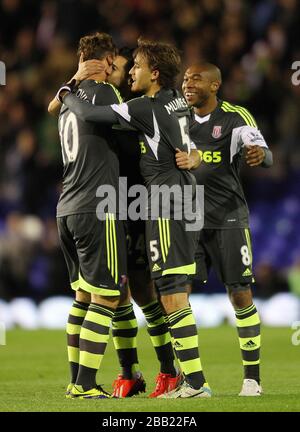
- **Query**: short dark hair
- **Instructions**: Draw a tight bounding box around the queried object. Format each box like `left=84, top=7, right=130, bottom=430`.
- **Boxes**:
left=77, top=32, right=116, bottom=61
left=118, top=47, right=134, bottom=77
left=134, top=38, right=181, bottom=89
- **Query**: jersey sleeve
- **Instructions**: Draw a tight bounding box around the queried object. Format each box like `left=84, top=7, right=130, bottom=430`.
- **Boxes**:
left=232, top=107, right=268, bottom=149
left=231, top=108, right=272, bottom=167
left=110, top=97, right=155, bottom=137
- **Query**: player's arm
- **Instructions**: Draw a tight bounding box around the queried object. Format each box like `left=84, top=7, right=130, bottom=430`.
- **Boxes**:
left=239, top=126, right=273, bottom=168
left=59, top=90, right=118, bottom=123
left=48, top=55, right=105, bottom=116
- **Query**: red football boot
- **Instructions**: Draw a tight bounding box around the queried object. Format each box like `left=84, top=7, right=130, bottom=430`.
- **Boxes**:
left=112, top=373, right=146, bottom=398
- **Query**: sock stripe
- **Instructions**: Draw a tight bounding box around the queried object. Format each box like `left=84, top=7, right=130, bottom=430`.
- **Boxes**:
left=82, top=320, right=110, bottom=335
left=80, top=340, right=107, bottom=355
left=73, top=301, right=89, bottom=312
left=67, top=323, right=82, bottom=335
left=169, top=312, right=194, bottom=327
left=141, top=300, right=160, bottom=312
left=236, top=312, right=260, bottom=328
left=113, top=309, right=136, bottom=320
left=237, top=324, right=260, bottom=338
left=171, top=324, right=198, bottom=339
left=168, top=307, right=191, bottom=321
left=112, top=318, right=137, bottom=329
left=85, top=311, right=112, bottom=327
left=241, top=348, right=260, bottom=362
left=112, top=328, right=138, bottom=338
left=68, top=315, right=85, bottom=325
left=146, top=316, right=165, bottom=328
left=113, top=337, right=138, bottom=350
left=147, top=323, right=170, bottom=337
left=89, top=304, right=114, bottom=319
left=235, top=304, right=256, bottom=316
left=67, top=334, right=79, bottom=348
left=175, top=347, right=200, bottom=362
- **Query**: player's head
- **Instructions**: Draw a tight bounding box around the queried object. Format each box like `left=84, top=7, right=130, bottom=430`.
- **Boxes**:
left=77, top=32, right=117, bottom=78
left=108, top=47, right=135, bottom=100
left=182, top=63, right=222, bottom=108
left=130, top=38, right=181, bottom=95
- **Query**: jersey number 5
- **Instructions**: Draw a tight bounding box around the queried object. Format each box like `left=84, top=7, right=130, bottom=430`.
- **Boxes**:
left=59, top=111, right=79, bottom=164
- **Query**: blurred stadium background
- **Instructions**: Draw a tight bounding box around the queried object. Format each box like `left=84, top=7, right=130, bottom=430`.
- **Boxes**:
left=0, top=0, right=300, bottom=329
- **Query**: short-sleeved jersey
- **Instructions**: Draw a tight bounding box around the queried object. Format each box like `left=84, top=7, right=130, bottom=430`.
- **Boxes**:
left=56, top=80, right=122, bottom=217
left=191, top=100, right=268, bottom=229
left=111, top=89, right=196, bottom=192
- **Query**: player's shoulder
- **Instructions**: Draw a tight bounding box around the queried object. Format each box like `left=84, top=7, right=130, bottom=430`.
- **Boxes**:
left=220, top=100, right=257, bottom=127
left=127, top=95, right=150, bottom=107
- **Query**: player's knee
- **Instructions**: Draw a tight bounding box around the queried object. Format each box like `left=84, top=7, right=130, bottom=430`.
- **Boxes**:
left=225, top=283, right=253, bottom=309
left=131, top=280, right=156, bottom=307
left=91, top=294, right=120, bottom=309
left=76, top=289, right=91, bottom=304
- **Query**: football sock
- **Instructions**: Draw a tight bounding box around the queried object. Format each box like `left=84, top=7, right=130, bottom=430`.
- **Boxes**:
left=142, top=300, right=176, bottom=376
left=66, top=300, right=89, bottom=384
left=235, top=303, right=261, bottom=384
left=75, top=302, right=114, bottom=391
left=168, top=307, right=205, bottom=389
left=112, top=303, right=139, bottom=379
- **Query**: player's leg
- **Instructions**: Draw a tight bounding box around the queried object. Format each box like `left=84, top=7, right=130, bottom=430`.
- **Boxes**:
left=111, top=284, right=146, bottom=398
left=68, top=213, right=126, bottom=398
left=73, top=292, right=120, bottom=397
left=129, top=270, right=180, bottom=398
left=111, top=223, right=144, bottom=388
left=57, top=216, right=90, bottom=396
left=157, top=276, right=210, bottom=398
left=112, top=219, right=178, bottom=397
left=147, top=218, right=210, bottom=398
left=220, top=228, right=262, bottom=396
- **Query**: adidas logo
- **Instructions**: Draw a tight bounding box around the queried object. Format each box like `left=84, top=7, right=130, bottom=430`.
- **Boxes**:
left=242, top=340, right=257, bottom=349
left=242, top=268, right=252, bottom=277
left=152, top=263, right=161, bottom=272
left=174, top=341, right=183, bottom=348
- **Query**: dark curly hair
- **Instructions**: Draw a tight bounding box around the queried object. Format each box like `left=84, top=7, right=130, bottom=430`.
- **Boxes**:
left=77, top=32, right=117, bottom=61
left=134, top=38, right=181, bottom=89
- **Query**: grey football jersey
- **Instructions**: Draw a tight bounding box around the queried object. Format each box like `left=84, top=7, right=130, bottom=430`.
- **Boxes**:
left=191, top=100, right=269, bottom=228
left=57, top=80, right=121, bottom=217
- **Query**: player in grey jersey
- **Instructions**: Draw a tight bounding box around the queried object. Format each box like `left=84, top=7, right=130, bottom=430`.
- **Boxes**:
left=54, top=32, right=129, bottom=400
left=182, top=63, right=273, bottom=396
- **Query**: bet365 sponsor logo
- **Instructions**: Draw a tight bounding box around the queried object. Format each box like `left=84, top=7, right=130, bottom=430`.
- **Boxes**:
left=291, top=61, right=300, bottom=86
left=198, top=150, right=222, bottom=163
left=291, top=321, right=300, bottom=346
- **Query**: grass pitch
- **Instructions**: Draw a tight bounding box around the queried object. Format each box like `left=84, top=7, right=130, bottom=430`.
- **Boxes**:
left=0, top=326, right=299, bottom=412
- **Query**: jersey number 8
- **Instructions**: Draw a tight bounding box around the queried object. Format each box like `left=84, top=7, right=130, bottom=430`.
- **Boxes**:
left=59, top=111, right=79, bottom=164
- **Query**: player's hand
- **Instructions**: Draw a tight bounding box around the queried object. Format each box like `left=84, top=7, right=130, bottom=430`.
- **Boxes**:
left=73, top=54, right=105, bottom=83
left=245, top=145, right=265, bottom=167
left=175, top=148, right=193, bottom=170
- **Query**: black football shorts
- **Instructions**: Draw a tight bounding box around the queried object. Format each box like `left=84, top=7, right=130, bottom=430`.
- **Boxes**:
left=146, top=218, right=197, bottom=280
left=57, top=213, right=127, bottom=296
left=191, top=228, right=255, bottom=285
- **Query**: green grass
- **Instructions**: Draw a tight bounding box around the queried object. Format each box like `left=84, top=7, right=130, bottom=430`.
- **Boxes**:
left=0, top=326, right=299, bottom=412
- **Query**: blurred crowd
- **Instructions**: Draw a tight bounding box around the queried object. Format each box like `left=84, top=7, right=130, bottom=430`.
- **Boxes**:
left=0, top=0, right=299, bottom=301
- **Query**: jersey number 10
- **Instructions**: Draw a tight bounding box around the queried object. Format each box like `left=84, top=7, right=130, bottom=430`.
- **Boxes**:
left=58, top=111, right=79, bottom=165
